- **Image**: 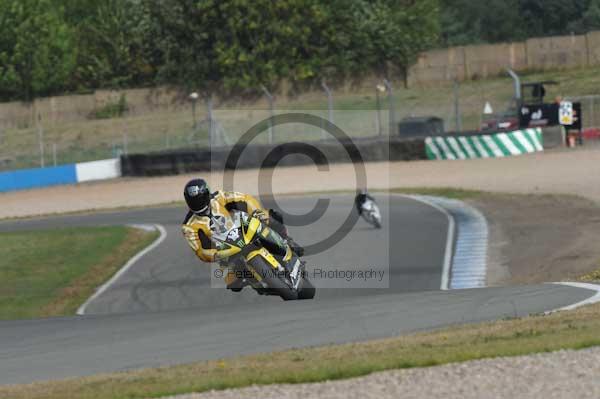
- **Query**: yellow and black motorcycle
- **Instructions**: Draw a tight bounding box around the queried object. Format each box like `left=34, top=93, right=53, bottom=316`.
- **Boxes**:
left=211, top=210, right=315, bottom=300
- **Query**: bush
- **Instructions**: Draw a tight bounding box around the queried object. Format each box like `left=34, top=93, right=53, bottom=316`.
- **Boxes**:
left=89, top=94, right=129, bottom=119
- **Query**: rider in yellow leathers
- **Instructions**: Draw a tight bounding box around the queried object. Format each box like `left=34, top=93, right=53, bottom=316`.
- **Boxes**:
left=181, top=178, right=303, bottom=291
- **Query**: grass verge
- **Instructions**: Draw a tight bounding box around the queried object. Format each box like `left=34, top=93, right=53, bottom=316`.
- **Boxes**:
left=0, top=200, right=185, bottom=222
left=0, top=226, right=158, bottom=319
left=579, top=262, right=600, bottom=282
left=2, top=301, right=600, bottom=399
left=389, top=187, right=484, bottom=200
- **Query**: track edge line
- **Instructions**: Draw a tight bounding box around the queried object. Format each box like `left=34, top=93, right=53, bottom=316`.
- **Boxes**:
left=76, top=224, right=168, bottom=315
left=545, top=282, right=600, bottom=314
left=392, top=194, right=455, bottom=290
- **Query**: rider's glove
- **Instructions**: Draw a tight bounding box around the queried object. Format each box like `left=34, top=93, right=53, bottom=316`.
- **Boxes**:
left=251, top=209, right=269, bottom=223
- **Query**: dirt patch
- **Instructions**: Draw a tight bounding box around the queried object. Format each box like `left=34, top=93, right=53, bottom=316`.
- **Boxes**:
left=3, top=146, right=600, bottom=220
left=467, top=194, right=600, bottom=285
left=3, top=148, right=600, bottom=284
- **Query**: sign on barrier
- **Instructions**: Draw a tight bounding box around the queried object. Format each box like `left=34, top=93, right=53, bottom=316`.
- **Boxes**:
left=520, top=103, right=582, bottom=130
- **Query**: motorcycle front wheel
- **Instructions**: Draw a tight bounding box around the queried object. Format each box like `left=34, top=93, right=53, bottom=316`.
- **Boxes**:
left=372, top=216, right=382, bottom=229
left=363, top=213, right=382, bottom=229
left=298, top=277, right=316, bottom=299
left=248, top=256, right=298, bottom=301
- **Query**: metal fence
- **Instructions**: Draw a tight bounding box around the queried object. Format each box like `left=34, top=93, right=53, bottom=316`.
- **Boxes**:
left=0, top=76, right=559, bottom=172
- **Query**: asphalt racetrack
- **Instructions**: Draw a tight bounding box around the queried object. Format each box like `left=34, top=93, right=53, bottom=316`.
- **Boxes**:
left=0, top=195, right=596, bottom=384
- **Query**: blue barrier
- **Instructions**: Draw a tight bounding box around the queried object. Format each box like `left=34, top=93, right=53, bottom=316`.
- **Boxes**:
left=0, top=164, right=77, bottom=192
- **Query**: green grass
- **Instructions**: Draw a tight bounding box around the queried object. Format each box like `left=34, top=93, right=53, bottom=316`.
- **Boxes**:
left=0, top=226, right=158, bottom=319
left=2, top=300, right=600, bottom=399
left=579, top=260, right=600, bottom=282
left=389, top=187, right=484, bottom=199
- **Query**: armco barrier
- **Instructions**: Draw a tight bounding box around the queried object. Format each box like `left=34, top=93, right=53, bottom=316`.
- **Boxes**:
left=120, top=137, right=426, bottom=177
left=0, top=158, right=121, bottom=193
left=425, top=128, right=543, bottom=160
left=0, top=164, right=77, bottom=192
left=75, top=158, right=121, bottom=183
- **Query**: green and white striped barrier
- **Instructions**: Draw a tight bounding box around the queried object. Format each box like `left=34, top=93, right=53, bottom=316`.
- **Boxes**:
left=425, top=128, right=543, bottom=160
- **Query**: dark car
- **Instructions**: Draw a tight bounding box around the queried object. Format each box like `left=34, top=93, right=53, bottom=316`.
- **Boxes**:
left=397, top=116, right=445, bottom=138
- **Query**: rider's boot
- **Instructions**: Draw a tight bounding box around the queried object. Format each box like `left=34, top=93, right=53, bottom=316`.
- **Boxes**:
left=267, top=212, right=305, bottom=257
left=223, top=265, right=250, bottom=292
left=226, top=278, right=247, bottom=292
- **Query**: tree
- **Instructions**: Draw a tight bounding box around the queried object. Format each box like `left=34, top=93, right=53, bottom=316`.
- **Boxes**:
left=520, top=0, right=588, bottom=37
left=0, top=0, right=442, bottom=100
left=356, top=0, right=440, bottom=80
left=0, top=0, right=76, bottom=101
left=440, top=0, right=523, bottom=45
left=439, top=0, right=600, bottom=46
left=142, top=0, right=220, bottom=94
left=147, top=0, right=439, bottom=94
left=583, top=0, right=600, bottom=30
left=146, top=0, right=342, bottom=93
left=62, top=0, right=153, bottom=89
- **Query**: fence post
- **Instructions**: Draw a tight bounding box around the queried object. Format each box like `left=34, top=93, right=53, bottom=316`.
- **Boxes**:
left=37, top=113, right=45, bottom=168
left=52, top=143, right=57, bottom=166
left=321, top=80, right=334, bottom=140
left=206, top=96, right=214, bottom=148
left=383, top=79, right=395, bottom=135
left=189, top=92, right=199, bottom=128
left=507, top=68, right=522, bottom=102
left=591, top=96, right=596, bottom=128
left=261, top=85, right=274, bottom=144
left=453, top=80, right=463, bottom=132
left=112, top=140, right=119, bottom=158
left=375, top=84, right=385, bottom=136
left=123, top=133, right=128, bottom=155
left=165, top=130, right=170, bottom=150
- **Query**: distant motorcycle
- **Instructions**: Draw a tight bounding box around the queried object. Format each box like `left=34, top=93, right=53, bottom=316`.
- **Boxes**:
left=360, top=198, right=382, bottom=229
left=355, top=191, right=382, bottom=229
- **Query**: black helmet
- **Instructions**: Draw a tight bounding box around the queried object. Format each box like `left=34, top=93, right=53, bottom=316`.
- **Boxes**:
left=184, top=179, right=211, bottom=214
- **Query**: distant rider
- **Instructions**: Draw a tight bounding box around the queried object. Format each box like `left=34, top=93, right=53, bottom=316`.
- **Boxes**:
left=181, top=179, right=304, bottom=288
left=354, top=189, right=376, bottom=215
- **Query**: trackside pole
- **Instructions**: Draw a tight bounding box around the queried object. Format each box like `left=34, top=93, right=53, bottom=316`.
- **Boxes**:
left=261, top=85, right=274, bottom=144
left=321, top=80, right=334, bottom=140
left=383, top=79, right=395, bottom=136
left=37, top=114, right=45, bottom=168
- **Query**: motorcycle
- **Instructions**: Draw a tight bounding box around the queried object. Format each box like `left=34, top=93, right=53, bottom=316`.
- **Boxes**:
left=360, top=198, right=382, bottom=229
left=211, top=210, right=316, bottom=301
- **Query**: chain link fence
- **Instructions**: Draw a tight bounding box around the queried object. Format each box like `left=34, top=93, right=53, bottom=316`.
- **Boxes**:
left=0, top=87, right=397, bottom=172
left=0, top=75, right=575, bottom=172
